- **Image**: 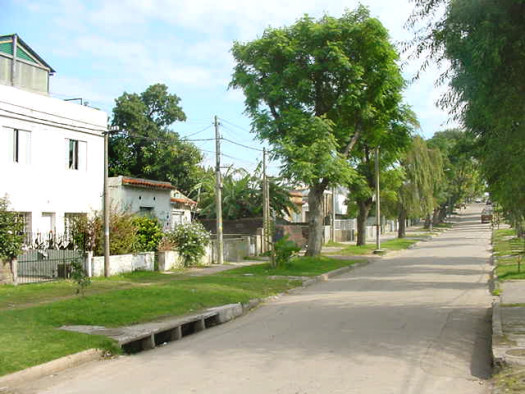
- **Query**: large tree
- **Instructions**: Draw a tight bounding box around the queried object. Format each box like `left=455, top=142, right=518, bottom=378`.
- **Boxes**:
left=347, top=105, right=414, bottom=245
left=427, top=129, right=482, bottom=221
left=109, top=84, right=203, bottom=194
left=409, top=0, right=525, bottom=231
left=231, top=7, right=407, bottom=255
left=397, top=136, right=443, bottom=238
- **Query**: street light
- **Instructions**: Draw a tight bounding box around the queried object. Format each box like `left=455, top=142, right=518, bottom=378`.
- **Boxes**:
left=373, top=146, right=384, bottom=254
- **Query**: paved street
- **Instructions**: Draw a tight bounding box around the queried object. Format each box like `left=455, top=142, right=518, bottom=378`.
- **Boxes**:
left=20, top=205, right=493, bottom=394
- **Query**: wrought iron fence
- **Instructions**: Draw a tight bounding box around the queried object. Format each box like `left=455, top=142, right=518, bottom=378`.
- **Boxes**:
left=17, top=249, right=86, bottom=284
left=15, top=232, right=86, bottom=284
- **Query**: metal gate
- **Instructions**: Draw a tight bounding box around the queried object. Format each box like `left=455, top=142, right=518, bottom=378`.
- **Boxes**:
left=16, top=249, right=85, bottom=284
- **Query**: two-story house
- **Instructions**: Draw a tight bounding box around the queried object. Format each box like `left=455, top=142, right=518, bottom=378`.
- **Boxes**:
left=0, top=34, right=107, bottom=237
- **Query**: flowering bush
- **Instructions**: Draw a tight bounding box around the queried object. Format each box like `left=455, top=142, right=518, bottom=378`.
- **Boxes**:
left=164, top=222, right=210, bottom=266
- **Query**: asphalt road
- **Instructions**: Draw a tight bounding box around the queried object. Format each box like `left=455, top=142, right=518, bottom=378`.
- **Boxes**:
left=21, top=205, right=493, bottom=394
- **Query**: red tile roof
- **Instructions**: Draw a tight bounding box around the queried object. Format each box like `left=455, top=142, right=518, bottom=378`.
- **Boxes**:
left=121, top=177, right=174, bottom=190
left=170, top=197, right=197, bottom=206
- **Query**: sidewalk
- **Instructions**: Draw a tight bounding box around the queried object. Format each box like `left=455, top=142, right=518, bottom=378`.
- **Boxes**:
left=492, top=282, right=525, bottom=368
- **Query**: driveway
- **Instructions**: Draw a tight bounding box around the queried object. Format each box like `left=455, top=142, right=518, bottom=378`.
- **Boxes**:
left=19, top=205, right=494, bottom=394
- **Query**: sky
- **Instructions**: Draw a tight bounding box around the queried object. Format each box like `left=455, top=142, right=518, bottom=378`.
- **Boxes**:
left=2, top=0, right=455, bottom=174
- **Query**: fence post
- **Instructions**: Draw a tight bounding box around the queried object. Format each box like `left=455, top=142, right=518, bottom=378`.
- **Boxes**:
left=11, top=258, right=18, bottom=286
left=86, top=251, right=93, bottom=278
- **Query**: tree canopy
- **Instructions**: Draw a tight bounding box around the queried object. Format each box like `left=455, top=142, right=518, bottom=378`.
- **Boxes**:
left=409, top=0, right=525, bottom=231
left=109, top=84, right=204, bottom=194
left=231, top=6, right=408, bottom=254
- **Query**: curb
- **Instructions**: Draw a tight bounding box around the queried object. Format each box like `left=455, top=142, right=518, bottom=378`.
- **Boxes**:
left=0, top=349, right=103, bottom=390
left=0, top=260, right=368, bottom=389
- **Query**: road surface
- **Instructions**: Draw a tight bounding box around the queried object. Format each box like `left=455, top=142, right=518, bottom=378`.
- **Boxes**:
left=20, top=205, right=493, bottom=393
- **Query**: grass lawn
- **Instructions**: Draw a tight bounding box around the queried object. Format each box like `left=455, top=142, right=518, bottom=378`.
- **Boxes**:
left=327, top=238, right=419, bottom=256
left=493, top=365, right=525, bottom=393
left=0, top=256, right=354, bottom=377
left=222, top=256, right=360, bottom=277
left=493, top=228, right=525, bottom=280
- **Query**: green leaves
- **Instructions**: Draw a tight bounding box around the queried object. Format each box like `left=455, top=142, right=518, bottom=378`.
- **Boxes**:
left=0, top=196, right=24, bottom=261
left=109, top=84, right=203, bottom=194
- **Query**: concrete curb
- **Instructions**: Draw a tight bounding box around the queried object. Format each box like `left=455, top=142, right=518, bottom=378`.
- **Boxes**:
left=0, top=349, right=103, bottom=390
left=0, top=260, right=368, bottom=389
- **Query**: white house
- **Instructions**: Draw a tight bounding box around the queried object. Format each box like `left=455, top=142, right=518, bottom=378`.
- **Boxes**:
left=108, top=176, right=173, bottom=230
left=0, top=34, right=106, bottom=236
left=170, top=189, right=197, bottom=227
left=108, top=176, right=196, bottom=230
left=289, top=186, right=349, bottom=223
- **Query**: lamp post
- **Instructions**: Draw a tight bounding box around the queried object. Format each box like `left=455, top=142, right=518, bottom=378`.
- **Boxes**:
left=373, top=146, right=383, bottom=254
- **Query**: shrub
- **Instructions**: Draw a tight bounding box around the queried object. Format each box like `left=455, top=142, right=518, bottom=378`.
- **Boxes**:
left=70, top=209, right=137, bottom=256
left=70, top=260, right=90, bottom=296
left=0, top=196, right=24, bottom=261
left=132, top=216, right=163, bottom=252
left=272, top=235, right=300, bottom=268
left=165, top=222, right=210, bottom=266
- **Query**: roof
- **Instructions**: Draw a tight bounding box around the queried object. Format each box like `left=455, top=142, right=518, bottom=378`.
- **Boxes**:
left=170, top=197, right=197, bottom=206
left=170, top=190, right=197, bottom=206
left=0, top=34, right=55, bottom=73
left=120, top=176, right=174, bottom=190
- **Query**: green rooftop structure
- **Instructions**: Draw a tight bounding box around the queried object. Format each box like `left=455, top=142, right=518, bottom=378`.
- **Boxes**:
left=0, top=34, right=55, bottom=94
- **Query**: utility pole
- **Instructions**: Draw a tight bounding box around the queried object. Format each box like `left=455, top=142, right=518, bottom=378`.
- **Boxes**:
left=262, top=148, right=270, bottom=252
left=214, top=116, right=224, bottom=265
left=331, top=186, right=336, bottom=242
left=103, top=129, right=110, bottom=277
left=374, top=146, right=383, bottom=254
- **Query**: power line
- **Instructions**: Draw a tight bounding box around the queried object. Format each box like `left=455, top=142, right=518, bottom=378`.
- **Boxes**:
left=222, top=137, right=264, bottom=152
left=182, top=124, right=213, bottom=139
left=0, top=100, right=107, bottom=129
left=0, top=107, right=106, bottom=134
left=219, top=117, right=252, bottom=134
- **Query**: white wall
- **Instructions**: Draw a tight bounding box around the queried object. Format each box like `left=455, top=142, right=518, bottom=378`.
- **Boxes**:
left=0, top=85, right=106, bottom=234
left=91, top=252, right=155, bottom=277
left=108, top=177, right=172, bottom=230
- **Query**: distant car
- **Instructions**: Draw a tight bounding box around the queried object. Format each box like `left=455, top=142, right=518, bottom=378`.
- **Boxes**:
left=481, top=207, right=493, bottom=223
left=475, top=198, right=482, bottom=203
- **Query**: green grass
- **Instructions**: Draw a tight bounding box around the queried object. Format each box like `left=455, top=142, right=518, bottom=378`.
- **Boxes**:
left=434, top=222, right=453, bottom=229
left=222, top=256, right=360, bottom=277
left=493, top=365, right=525, bottom=393
left=328, top=238, right=419, bottom=256
left=0, top=255, right=357, bottom=377
left=493, top=229, right=525, bottom=280
left=323, top=241, right=346, bottom=247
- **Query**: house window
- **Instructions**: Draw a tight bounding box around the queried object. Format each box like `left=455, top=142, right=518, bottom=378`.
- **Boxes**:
left=66, top=139, right=87, bottom=170
left=9, top=129, right=31, bottom=164
left=69, top=139, right=78, bottom=169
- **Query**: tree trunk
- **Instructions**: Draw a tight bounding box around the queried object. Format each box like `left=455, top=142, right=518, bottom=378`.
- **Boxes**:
left=356, top=199, right=372, bottom=246
left=432, top=208, right=441, bottom=226
left=424, top=214, right=432, bottom=230
left=398, top=208, right=407, bottom=239
left=305, top=182, right=327, bottom=256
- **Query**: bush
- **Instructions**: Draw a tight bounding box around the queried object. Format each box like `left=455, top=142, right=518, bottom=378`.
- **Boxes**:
left=272, top=235, right=300, bottom=268
left=70, top=209, right=137, bottom=256
left=132, top=216, right=163, bottom=252
left=70, top=260, right=90, bottom=296
left=165, top=222, right=210, bottom=266
left=0, top=196, right=24, bottom=261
